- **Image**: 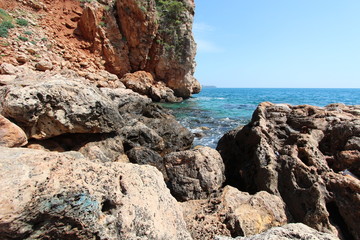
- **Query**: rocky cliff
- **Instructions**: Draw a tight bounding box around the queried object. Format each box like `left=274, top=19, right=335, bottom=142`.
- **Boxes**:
left=77, top=0, right=201, bottom=99
left=0, top=0, right=200, bottom=101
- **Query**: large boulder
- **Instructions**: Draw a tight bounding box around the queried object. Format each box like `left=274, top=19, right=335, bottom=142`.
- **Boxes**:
left=0, top=114, right=27, bottom=147
left=217, top=102, right=360, bottom=239
left=0, top=75, right=123, bottom=139
left=0, top=73, right=193, bottom=159
left=0, top=146, right=192, bottom=240
left=164, top=147, right=225, bottom=201
left=120, top=71, right=182, bottom=102
left=215, top=223, right=340, bottom=240
left=182, top=185, right=288, bottom=239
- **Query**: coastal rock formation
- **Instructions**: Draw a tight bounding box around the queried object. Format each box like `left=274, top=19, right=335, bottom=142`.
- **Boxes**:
left=120, top=71, right=182, bottom=102
left=182, top=185, right=287, bottom=239
left=0, top=114, right=27, bottom=147
left=76, top=0, right=200, bottom=98
left=0, top=146, right=192, bottom=240
left=217, top=102, right=360, bottom=239
left=164, top=147, right=225, bottom=201
left=0, top=70, right=193, bottom=159
left=214, top=223, right=340, bottom=240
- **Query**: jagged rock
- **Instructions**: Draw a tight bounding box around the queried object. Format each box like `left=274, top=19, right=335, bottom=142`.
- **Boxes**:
left=164, top=147, right=225, bottom=201
left=0, top=71, right=193, bottom=160
left=78, top=134, right=128, bottom=163
left=0, top=146, right=192, bottom=240
left=215, top=223, right=340, bottom=240
left=0, top=114, right=27, bottom=147
left=120, top=71, right=182, bottom=102
left=0, top=63, right=17, bottom=75
left=77, top=0, right=201, bottom=98
left=0, top=75, right=123, bottom=139
left=16, top=54, right=28, bottom=64
left=35, top=60, right=53, bottom=71
left=217, top=102, right=360, bottom=239
left=127, top=146, right=167, bottom=179
left=182, top=185, right=288, bottom=239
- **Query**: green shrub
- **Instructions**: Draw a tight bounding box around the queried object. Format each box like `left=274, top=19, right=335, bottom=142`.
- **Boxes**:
left=0, top=8, right=12, bottom=22
left=0, top=26, right=8, bottom=37
left=24, top=30, right=32, bottom=35
left=18, top=35, right=28, bottom=41
left=99, top=21, right=106, bottom=27
left=16, top=18, right=29, bottom=27
left=41, top=37, right=48, bottom=41
left=1, top=20, right=14, bottom=29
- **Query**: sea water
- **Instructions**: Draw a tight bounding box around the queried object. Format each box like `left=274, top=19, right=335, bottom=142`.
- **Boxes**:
left=161, top=88, right=360, bottom=148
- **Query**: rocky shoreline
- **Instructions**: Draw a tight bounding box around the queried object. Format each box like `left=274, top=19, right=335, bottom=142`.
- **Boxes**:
left=1, top=65, right=359, bottom=239
left=1, top=0, right=359, bottom=239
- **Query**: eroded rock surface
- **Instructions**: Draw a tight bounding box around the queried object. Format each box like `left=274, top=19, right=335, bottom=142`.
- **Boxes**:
left=76, top=0, right=201, bottom=98
left=0, top=71, right=193, bottom=159
left=164, top=147, right=225, bottom=201
left=0, top=146, right=192, bottom=240
left=215, top=223, right=340, bottom=240
left=182, top=186, right=288, bottom=239
left=217, top=102, right=360, bottom=239
left=0, top=114, right=27, bottom=147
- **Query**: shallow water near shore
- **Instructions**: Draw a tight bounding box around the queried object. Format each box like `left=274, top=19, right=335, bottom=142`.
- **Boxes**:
left=161, top=88, right=360, bottom=148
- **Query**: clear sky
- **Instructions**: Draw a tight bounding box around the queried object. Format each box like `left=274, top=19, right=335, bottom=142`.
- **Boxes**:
left=193, top=0, right=360, bottom=88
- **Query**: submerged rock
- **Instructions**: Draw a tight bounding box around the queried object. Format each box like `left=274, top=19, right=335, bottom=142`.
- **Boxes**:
left=217, top=102, right=360, bottom=239
left=0, top=147, right=192, bottom=240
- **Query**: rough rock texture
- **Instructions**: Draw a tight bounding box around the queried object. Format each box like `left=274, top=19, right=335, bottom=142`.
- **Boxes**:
left=76, top=0, right=201, bottom=98
left=0, top=114, right=27, bottom=147
left=217, top=102, right=360, bottom=239
left=0, top=75, right=122, bottom=139
left=0, top=146, right=192, bottom=240
left=120, top=71, right=182, bottom=102
left=182, top=186, right=288, bottom=239
left=215, top=223, right=340, bottom=240
left=0, top=71, right=193, bottom=159
left=164, top=147, right=225, bottom=201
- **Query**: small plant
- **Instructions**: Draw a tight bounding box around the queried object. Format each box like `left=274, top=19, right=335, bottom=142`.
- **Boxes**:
left=0, top=8, right=12, bottom=22
left=0, top=26, right=8, bottom=37
left=30, top=40, right=37, bottom=45
left=18, top=35, right=28, bottom=41
left=1, top=20, right=14, bottom=29
left=0, top=41, right=10, bottom=46
left=99, top=21, right=106, bottom=27
left=41, top=37, right=48, bottom=41
left=24, top=30, right=32, bottom=35
left=16, top=18, right=29, bottom=27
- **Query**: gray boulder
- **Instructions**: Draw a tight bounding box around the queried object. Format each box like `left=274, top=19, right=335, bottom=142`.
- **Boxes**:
left=164, top=147, right=225, bottom=201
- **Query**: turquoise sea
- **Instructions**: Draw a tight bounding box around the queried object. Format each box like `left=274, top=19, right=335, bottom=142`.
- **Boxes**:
left=161, top=88, right=360, bottom=148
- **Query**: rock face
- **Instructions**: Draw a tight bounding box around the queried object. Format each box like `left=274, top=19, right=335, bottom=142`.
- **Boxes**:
left=217, top=102, right=360, bottom=239
left=120, top=71, right=182, bottom=102
left=215, top=223, right=340, bottom=240
left=0, top=71, right=193, bottom=159
left=0, top=147, right=192, bottom=240
left=0, top=114, right=27, bottom=147
left=182, top=185, right=288, bottom=239
left=76, top=0, right=201, bottom=98
left=164, top=147, right=225, bottom=201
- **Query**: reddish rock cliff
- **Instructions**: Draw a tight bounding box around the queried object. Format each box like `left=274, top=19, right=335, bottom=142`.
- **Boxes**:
left=77, top=0, right=201, bottom=99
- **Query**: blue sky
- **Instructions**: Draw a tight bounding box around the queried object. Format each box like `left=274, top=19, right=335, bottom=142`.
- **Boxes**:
left=193, top=0, right=360, bottom=88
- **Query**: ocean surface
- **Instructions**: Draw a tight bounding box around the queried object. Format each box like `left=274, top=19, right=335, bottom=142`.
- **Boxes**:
left=161, top=88, right=360, bottom=148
